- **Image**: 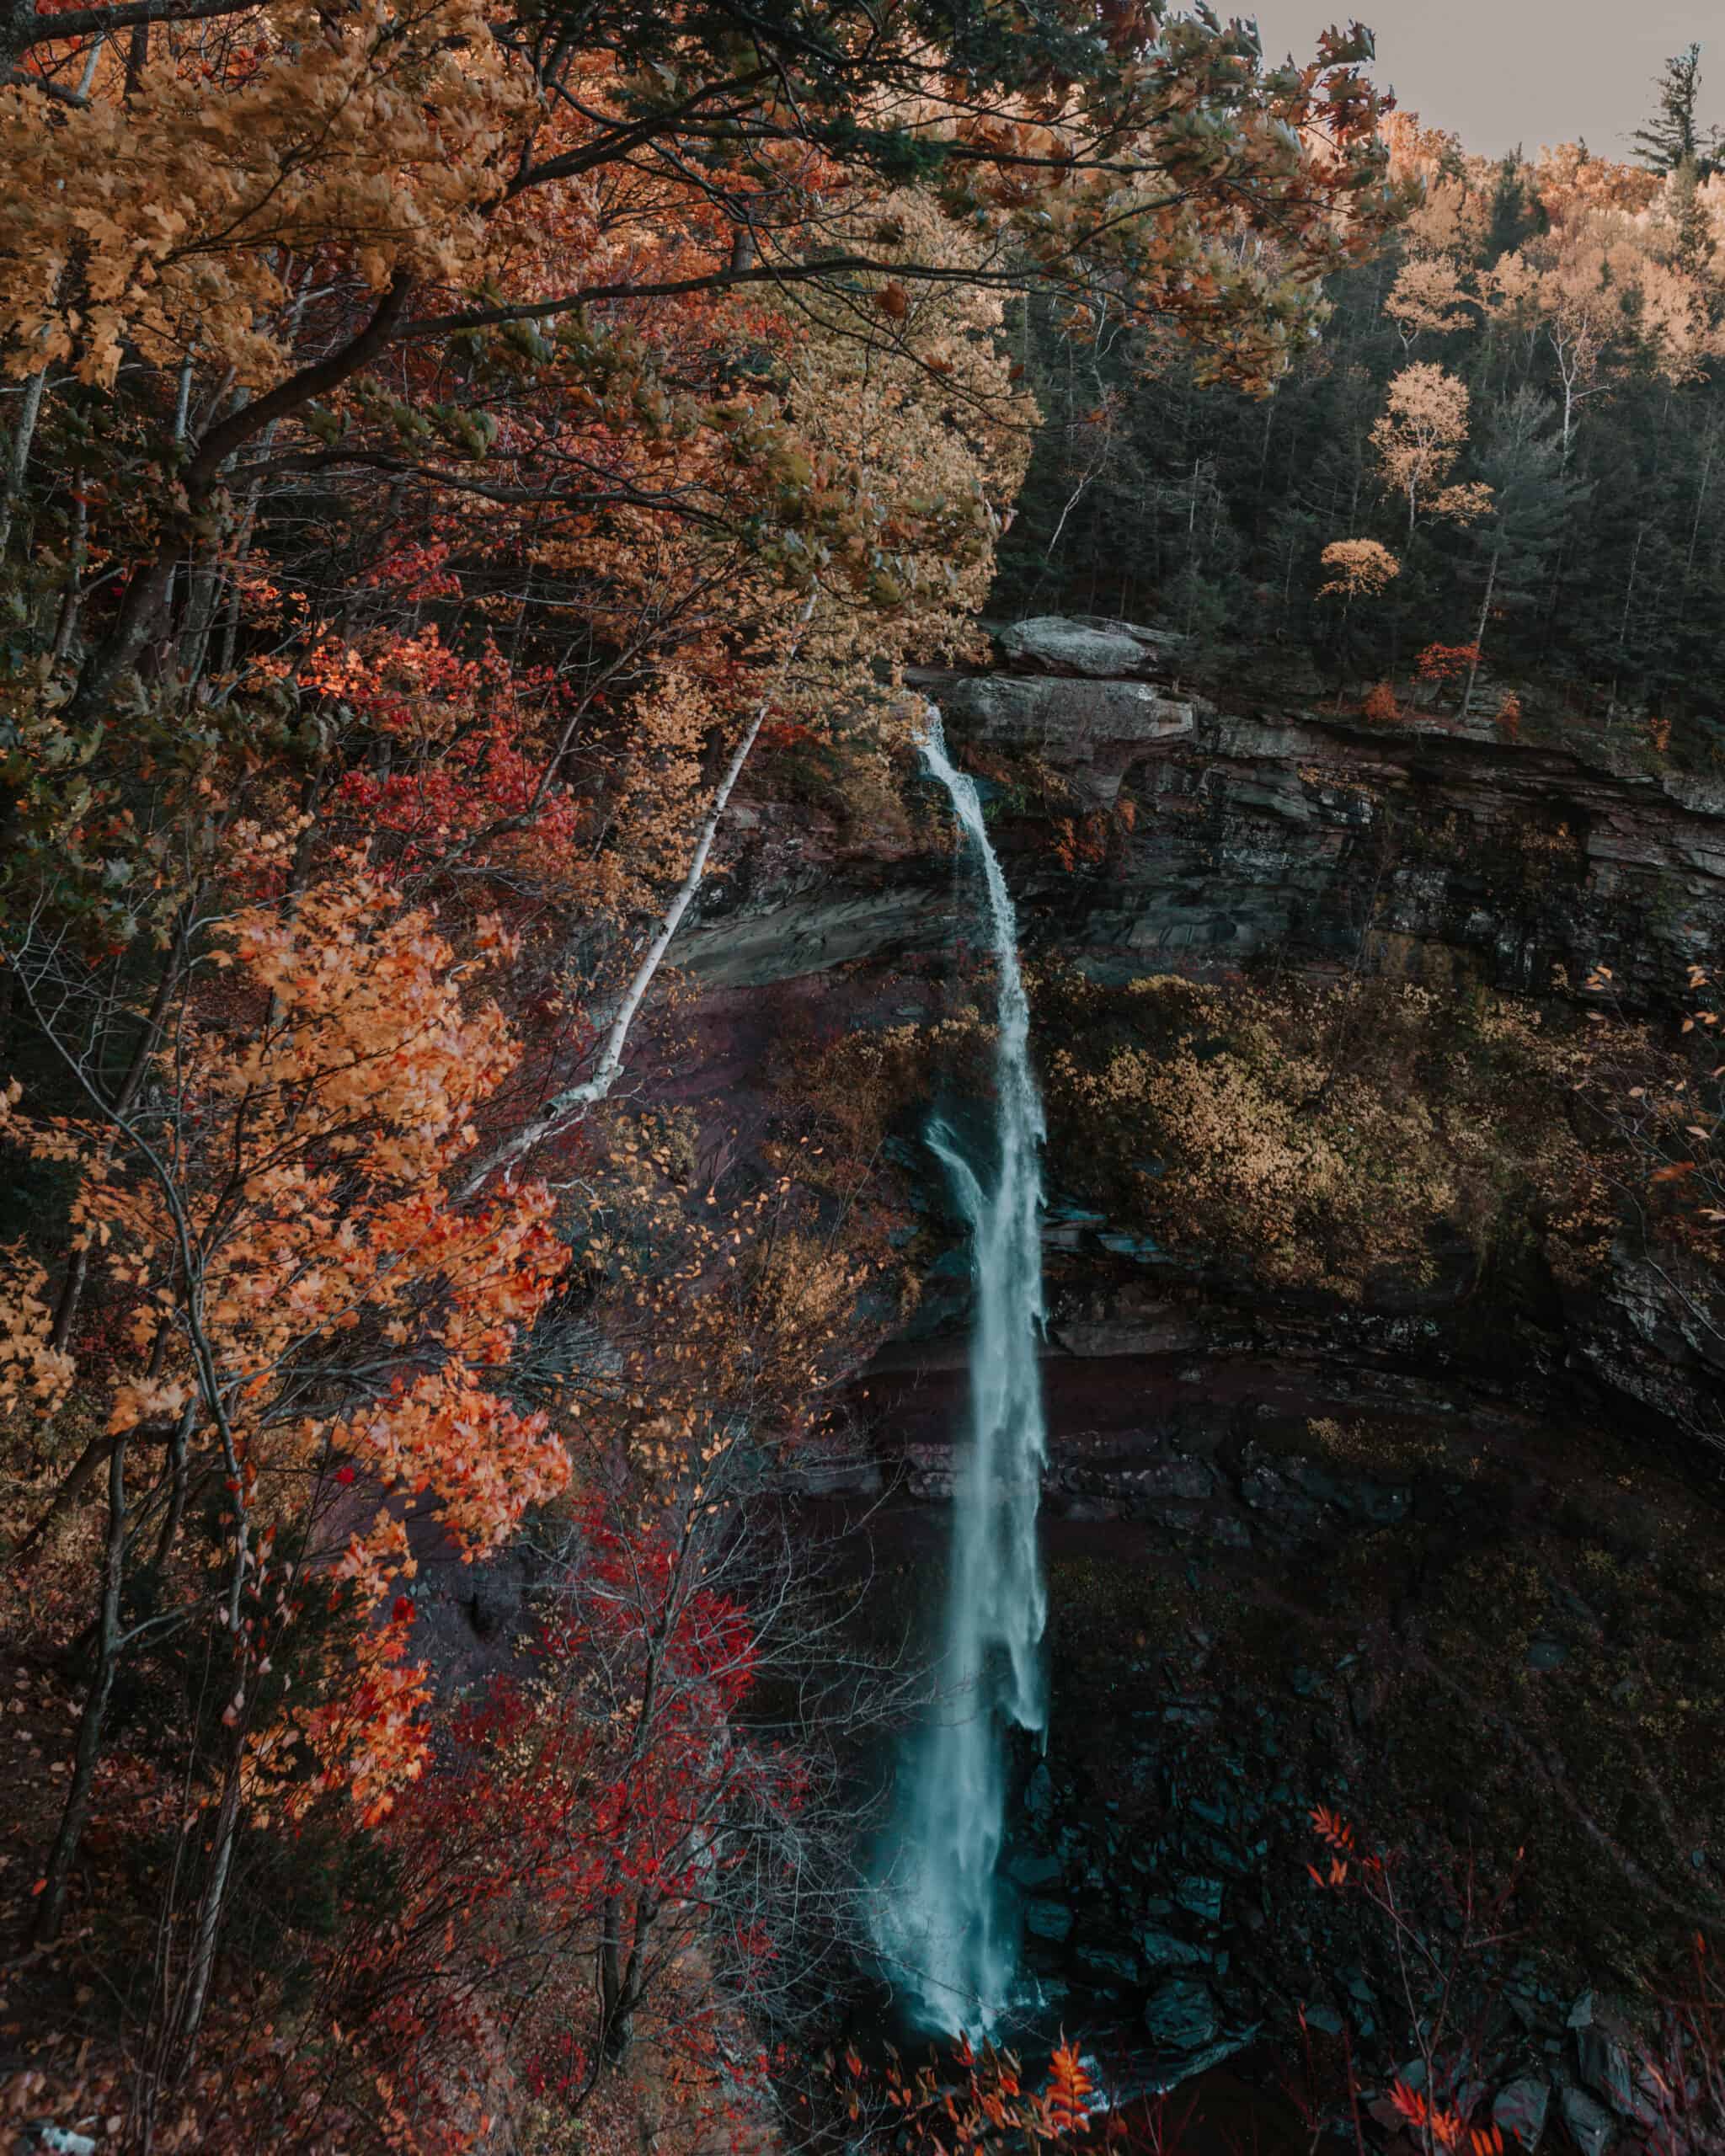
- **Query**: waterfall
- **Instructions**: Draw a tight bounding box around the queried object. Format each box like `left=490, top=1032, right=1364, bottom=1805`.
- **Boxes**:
left=873, top=708, right=1049, bottom=2038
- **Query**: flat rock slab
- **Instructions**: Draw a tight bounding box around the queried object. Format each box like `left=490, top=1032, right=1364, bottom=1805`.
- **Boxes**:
left=1000, top=615, right=1190, bottom=677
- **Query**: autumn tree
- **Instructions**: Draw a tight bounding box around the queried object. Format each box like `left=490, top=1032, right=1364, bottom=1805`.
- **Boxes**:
left=1370, top=362, right=1493, bottom=538
left=1317, top=536, right=1400, bottom=707
left=1385, top=258, right=1477, bottom=352
left=5, top=866, right=571, bottom=2048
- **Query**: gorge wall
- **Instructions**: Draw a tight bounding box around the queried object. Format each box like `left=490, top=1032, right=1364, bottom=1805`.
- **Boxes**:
left=686, top=613, right=1725, bottom=1474
left=649, top=621, right=1725, bottom=2111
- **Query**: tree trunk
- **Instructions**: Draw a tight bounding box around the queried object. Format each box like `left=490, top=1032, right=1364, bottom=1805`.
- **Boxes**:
left=1461, top=547, right=1499, bottom=719
left=33, top=1433, right=128, bottom=1942
left=171, top=1741, right=244, bottom=2056
left=457, top=589, right=818, bottom=1198
left=0, top=361, right=49, bottom=555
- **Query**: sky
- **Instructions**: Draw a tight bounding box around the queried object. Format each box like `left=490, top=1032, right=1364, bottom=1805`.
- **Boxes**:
left=1242, top=0, right=1723, bottom=161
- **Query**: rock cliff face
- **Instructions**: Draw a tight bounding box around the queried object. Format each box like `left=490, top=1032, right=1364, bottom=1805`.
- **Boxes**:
left=689, top=618, right=1725, bottom=1006
left=685, top=617, right=1725, bottom=1482
left=671, top=622, right=1725, bottom=2099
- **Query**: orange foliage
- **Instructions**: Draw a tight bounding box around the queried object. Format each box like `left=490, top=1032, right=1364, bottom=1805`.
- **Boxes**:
left=3, top=861, right=570, bottom=1817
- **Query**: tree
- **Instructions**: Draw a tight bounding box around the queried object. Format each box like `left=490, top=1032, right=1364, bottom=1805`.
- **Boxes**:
left=1385, top=259, right=1477, bottom=353
left=5, top=870, right=570, bottom=2028
left=1370, top=363, right=1492, bottom=538
left=1318, top=538, right=1402, bottom=601
left=1317, top=536, right=1401, bottom=708
left=1458, top=387, right=1590, bottom=714
left=0, top=0, right=1409, bottom=734
left=1632, top=43, right=1722, bottom=179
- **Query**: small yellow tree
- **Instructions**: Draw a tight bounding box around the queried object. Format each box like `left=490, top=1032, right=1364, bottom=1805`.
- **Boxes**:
left=1317, top=539, right=1401, bottom=713
left=1371, top=364, right=1493, bottom=537
left=1385, top=259, right=1477, bottom=352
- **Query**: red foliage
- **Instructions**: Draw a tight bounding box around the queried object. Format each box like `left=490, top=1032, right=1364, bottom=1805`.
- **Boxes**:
left=1415, top=642, right=1482, bottom=685
left=299, top=1497, right=798, bottom=2148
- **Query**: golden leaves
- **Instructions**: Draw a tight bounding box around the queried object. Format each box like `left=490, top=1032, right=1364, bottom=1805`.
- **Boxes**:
left=1317, top=536, right=1401, bottom=599
left=0, top=1242, right=74, bottom=1413
left=1370, top=361, right=1487, bottom=529
left=0, top=0, right=533, bottom=387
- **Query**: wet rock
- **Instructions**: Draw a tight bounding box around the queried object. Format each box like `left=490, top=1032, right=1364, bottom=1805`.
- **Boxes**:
left=1139, top=1929, right=1206, bottom=1972
left=1076, top=1945, right=1140, bottom=1983
left=1173, top=1876, right=1225, bottom=1924
left=678, top=882, right=957, bottom=988
left=1124, top=1458, right=1215, bottom=1502
left=1142, top=1977, right=1220, bottom=2052
left=1007, top=1852, right=1063, bottom=1891
left=1493, top=2074, right=1551, bottom=2150
left=1557, top=2083, right=1616, bottom=2156
left=1575, top=2023, right=1652, bottom=2125
left=1023, top=1899, right=1076, bottom=1943
left=1237, top=1461, right=1326, bottom=1533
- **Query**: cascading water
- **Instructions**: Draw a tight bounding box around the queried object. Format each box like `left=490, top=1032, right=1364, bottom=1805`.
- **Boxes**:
left=873, top=707, right=1049, bottom=2039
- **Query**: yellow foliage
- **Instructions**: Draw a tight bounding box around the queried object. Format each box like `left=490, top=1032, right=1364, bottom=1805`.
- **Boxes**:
left=1371, top=361, right=1491, bottom=533
left=1043, top=974, right=1613, bottom=1297
left=1318, top=536, right=1401, bottom=599
left=0, top=0, right=531, bottom=387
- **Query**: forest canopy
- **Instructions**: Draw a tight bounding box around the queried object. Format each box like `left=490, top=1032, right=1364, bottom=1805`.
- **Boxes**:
left=998, top=99, right=1725, bottom=743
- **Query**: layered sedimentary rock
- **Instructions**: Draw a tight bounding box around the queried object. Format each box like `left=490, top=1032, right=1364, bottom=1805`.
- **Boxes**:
left=686, top=618, right=1725, bottom=1009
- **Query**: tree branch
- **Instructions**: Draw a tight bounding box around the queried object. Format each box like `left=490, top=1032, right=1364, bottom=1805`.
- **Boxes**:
left=455, top=588, right=817, bottom=1202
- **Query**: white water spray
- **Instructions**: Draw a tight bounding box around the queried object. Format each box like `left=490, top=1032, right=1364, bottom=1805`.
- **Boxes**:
left=873, top=708, right=1049, bottom=2037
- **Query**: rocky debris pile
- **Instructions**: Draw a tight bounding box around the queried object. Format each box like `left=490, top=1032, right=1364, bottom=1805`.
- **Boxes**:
left=997, top=1665, right=1700, bottom=2152
left=997, top=1689, right=1277, bottom=2083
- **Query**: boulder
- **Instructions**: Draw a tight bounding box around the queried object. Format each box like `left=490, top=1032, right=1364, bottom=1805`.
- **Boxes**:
left=1006, top=1851, right=1064, bottom=1891
left=999, top=615, right=1189, bottom=677
left=1493, top=2074, right=1551, bottom=2150
left=996, top=616, right=1161, bottom=677
left=1576, top=2022, right=1653, bottom=2126
left=1557, top=2083, right=1616, bottom=2156
left=1023, top=1898, right=1076, bottom=1943
left=1173, top=1876, right=1225, bottom=1924
left=1140, top=1928, right=1206, bottom=1972
left=941, top=675, right=1195, bottom=803
left=1143, top=1977, right=1220, bottom=2052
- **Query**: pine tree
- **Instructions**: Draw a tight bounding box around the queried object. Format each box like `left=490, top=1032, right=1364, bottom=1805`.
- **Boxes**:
left=1484, top=151, right=1546, bottom=260
left=1460, top=388, right=1591, bottom=712
left=1632, top=45, right=1721, bottom=177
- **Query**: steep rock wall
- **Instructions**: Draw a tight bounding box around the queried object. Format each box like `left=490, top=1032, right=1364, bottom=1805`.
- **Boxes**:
left=679, top=619, right=1725, bottom=1479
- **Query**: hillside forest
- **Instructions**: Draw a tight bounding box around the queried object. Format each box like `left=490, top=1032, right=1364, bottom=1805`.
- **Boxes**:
left=1001, top=78, right=1725, bottom=749
left=2, top=3, right=1725, bottom=2153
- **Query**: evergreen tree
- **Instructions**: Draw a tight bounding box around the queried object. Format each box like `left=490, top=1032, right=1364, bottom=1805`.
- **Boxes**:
left=1632, top=44, right=1721, bottom=177
left=1484, top=151, right=1547, bottom=260
left=1460, top=389, right=1590, bottom=712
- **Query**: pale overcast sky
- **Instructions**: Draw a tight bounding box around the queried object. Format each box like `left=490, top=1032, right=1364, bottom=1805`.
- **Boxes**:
left=1242, top=1, right=1723, bottom=160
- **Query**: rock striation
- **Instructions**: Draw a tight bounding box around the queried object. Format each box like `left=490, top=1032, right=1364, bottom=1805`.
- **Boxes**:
left=688, top=619, right=1725, bottom=1007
